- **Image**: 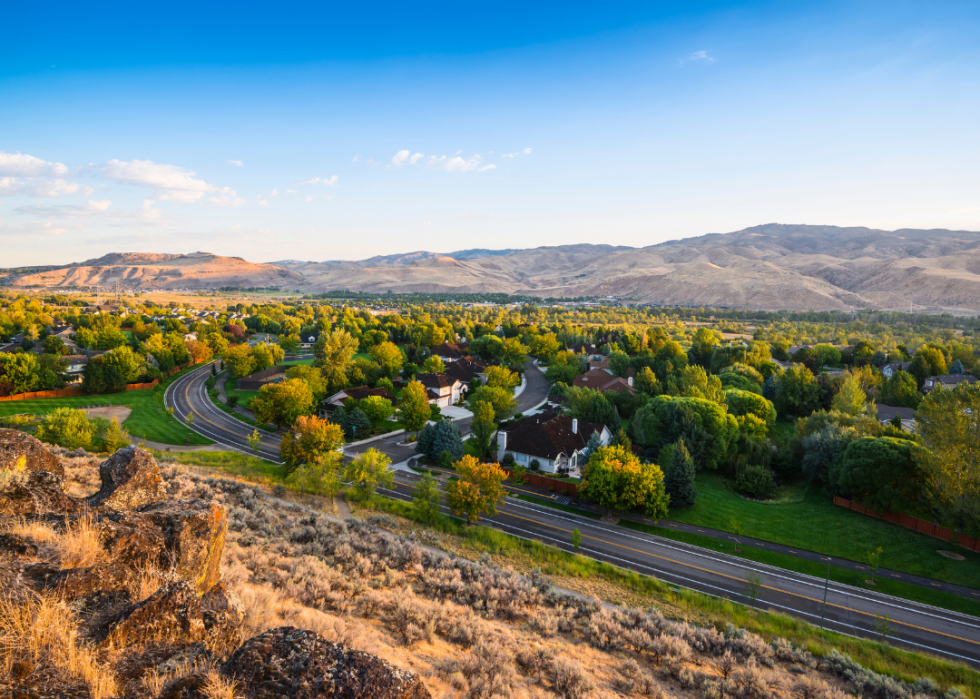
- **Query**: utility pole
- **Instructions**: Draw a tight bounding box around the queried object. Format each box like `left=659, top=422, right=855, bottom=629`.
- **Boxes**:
left=820, top=557, right=832, bottom=629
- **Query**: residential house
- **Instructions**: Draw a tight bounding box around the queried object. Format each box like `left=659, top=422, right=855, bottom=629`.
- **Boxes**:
left=882, top=362, right=912, bottom=378
left=572, top=367, right=635, bottom=395
left=62, top=355, right=89, bottom=383
left=319, top=385, right=397, bottom=418
left=876, top=404, right=917, bottom=432
left=567, top=343, right=604, bottom=362
left=431, top=341, right=465, bottom=363
left=298, top=333, right=320, bottom=350
left=445, top=355, right=489, bottom=385
left=923, top=374, right=979, bottom=392
left=415, top=372, right=464, bottom=407
left=495, top=408, right=610, bottom=475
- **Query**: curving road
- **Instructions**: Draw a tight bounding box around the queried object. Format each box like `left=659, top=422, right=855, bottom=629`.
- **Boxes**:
left=164, top=360, right=980, bottom=667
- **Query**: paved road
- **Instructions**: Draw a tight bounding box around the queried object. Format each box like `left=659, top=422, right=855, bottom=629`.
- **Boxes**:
left=164, top=361, right=980, bottom=666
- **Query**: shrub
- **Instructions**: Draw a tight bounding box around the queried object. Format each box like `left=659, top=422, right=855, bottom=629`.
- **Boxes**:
left=735, top=463, right=776, bottom=499
left=36, top=408, right=94, bottom=449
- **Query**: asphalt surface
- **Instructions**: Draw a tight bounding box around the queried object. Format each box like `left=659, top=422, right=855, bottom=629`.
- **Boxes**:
left=164, top=359, right=980, bottom=667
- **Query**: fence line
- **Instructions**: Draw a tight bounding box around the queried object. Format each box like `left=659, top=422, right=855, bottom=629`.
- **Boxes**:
left=833, top=496, right=980, bottom=553
left=0, top=361, right=198, bottom=402
left=500, top=468, right=578, bottom=497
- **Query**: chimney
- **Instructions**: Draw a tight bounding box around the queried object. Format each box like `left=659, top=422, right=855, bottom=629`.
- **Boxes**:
left=627, top=376, right=634, bottom=387
left=572, top=419, right=578, bottom=434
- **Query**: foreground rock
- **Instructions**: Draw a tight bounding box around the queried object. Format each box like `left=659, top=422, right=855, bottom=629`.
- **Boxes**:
left=0, top=428, right=64, bottom=477
left=138, top=499, right=228, bottom=594
left=94, top=580, right=205, bottom=646
left=220, top=627, right=432, bottom=699
left=87, top=445, right=167, bottom=510
left=0, top=470, right=82, bottom=516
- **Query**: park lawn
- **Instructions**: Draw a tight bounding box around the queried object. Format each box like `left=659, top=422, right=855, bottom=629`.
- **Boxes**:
left=668, top=472, right=980, bottom=590
left=281, top=357, right=314, bottom=366
left=224, top=386, right=259, bottom=409
left=0, top=365, right=212, bottom=446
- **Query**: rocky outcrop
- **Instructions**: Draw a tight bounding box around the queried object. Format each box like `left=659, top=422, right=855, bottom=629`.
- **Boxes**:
left=0, top=532, right=39, bottom=556
left=201, top=582, right=245, bottom=652
left=94, top=580, right=206, bottom=646
left=42, top=561, right=135, bottom=601
left=98, top=511, right=168, bottom=567
left=138, top=499, right=228, bottom=595
left=0, top=470, right=82, bottom=515
left=220, top=627, right=432, bottom=699
left=87, top=445, right=167, bottom=510
left=0, top=428, right=64, bottom=476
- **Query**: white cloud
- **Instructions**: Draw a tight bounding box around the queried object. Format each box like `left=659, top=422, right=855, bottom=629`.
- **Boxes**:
left=15, top=200, right=112, bottom=218
left=678, top=50, right=714, bottom=66
left=227, top=159, right=244, bottom=167
left=0, top=177, right=21, bottom=196
left=271, top=189, right=280, bottom=196
left=502, top=147, right=533, bottom=159
left=299, top=175, right=338, bottom=187
left=0, top=151, right=69, bottom=177
left=102, top=158, right=239, bottom=204
left=426, top=154, right=495, bottom=172
left=300, top=177, right=321, bottom=185
left=24, top=179, right=93, bottom=197
left=409, top=153, right=424, bottom=165
left=323, top=175, right=338, bottom=187
left=391, top=150, right=411, bottom=167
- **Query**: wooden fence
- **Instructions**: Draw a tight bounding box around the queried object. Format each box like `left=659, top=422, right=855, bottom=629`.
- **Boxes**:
left=501, top=468, right=579, bottom=497
left=833, top=496, right=980, bottom=553
left=0, top=361, right=197, bottom=402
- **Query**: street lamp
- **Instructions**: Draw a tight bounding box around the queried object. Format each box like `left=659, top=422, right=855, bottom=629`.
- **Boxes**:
left=820, top=557, right=832, bottom=629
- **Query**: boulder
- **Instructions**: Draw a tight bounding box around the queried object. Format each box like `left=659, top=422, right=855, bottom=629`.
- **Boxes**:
left=137, top=499, right=228, bottom=595
left=94, top=580, right=205, bottom=646
left=220, top=627, right=432, bottom=699
left=41, top=561, right=135, bottom=602
left=0, top=533, right=39, bottom=557
left=0, top=428, right=64, bottom=477
left=87, top=445, right=167, bottom=511
left=201, top=582, right=245, bottom=653
left=98, top=511, right=168, bottom=567
left=0, top=470, right=83, bottom=516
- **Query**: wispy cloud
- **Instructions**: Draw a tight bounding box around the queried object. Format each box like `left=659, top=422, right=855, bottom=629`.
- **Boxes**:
left=0, top=177, right=92, bottom=198
left=15, top=200, right=112, bottom=218
left=426, top=154, right=495, bottom=172
left=391, top=150, right=425, bottom=167
left=102, top=158, right=244, bottom=206
left=0, top=151, right=69, bottom=178
left=299, top=175, right=339, bottom=186
left=677, top=50, right=714, bottom=67
left=227, top=159, right=244, bottom=167
left=502, top=147, right=532, bottom=159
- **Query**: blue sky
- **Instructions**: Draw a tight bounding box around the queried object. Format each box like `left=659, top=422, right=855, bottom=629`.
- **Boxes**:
left=2, top=1, right=979, bottom=266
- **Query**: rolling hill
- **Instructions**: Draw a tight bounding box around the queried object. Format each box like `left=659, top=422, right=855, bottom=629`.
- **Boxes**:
left=12, top=225, right=980, bottom=312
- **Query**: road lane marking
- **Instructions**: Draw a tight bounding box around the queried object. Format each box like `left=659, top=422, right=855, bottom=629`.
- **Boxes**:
left=497, top=508, right=980, bottom=648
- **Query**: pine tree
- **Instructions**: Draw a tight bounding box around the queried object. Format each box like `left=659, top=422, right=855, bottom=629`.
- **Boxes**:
left=348, top=407, right=371, bottom=440
left=949, top=359, right=965, bottom=375
left=333, top=406, right=351, bottom=438
left=415, top=422, right=437, bottom=458
left=762, top=374, right=777, bottom=400
left=664, top=438, right=697, bottom=508
left=580, top=431, right=603, bottom=465
left=432, top=419, right=464, bottom=462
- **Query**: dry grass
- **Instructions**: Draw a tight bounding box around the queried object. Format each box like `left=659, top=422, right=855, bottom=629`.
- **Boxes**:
left=203, top=670, right=238, bottom=699
left=56, top=512, right=102, bottom=568
left=0, top=594, right=117, bottom=699
left=5, top=515, right=60, bottom=544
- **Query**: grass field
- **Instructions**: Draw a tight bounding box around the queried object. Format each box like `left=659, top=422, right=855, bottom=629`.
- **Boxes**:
left=0, top=365, right=213, bottom=446
left=223, top=385, right=259, bottom=408
left=669, top=472, right=980, bottom=589
left=280, top=357, right=314, bottom=366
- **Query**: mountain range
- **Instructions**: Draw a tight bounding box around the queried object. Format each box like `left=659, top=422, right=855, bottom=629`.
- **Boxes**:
left=10, top=224, right=980, bottom=313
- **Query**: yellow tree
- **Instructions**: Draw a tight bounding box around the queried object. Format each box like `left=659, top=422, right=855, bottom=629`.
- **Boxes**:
left=280, top=414, right=344, bottom=474
left=372, top=341, right=405, bottom=376
left=444, top=455, right=507, bottom=523
left=484, top=365, right=519, bottom=390
left=344, top=447, right=394, bottom=500
left=579, top=445, right=669, bottom=519
left=832, top=374, right=868, bottom=417
left=252, top=378, right=314, bottom=429
left=223, top=343, right=256, bottom=378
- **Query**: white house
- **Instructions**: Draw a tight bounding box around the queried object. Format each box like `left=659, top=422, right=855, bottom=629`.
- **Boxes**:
left=298, top=333, right=320, bottom=350
left=882, top=362, right=911, bottom=379
left=415, top=372, right=464, bottom=408
left=495, top=408, right=610, bottom=475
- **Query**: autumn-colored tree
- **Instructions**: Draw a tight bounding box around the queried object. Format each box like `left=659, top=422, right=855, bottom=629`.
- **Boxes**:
left=344, top=447, right=394, bottom=499
left=468, top=385, right=518, bottom=421
left=314, top=328, right=360, bottom=375
left=832, top=374, right=868, bottom=417
left=500, top=337, right=530, bottom=370
left=398, top=380, right=432, bottom=433
left=184, top=339, right=213, bottom=365
left=223, top=342, right=256, bottom=378
left=280, top=414, right=345, bottom=474
left=529, top=333, right=561, bottom=362
left=579, top=445, right=669, bottom=519
left=285, top=364, right=329, bottom=402
left=444, top=455, right=507, bottom=523
left=422, top=355, right=446, bottom=373
left=287, top=451, right=344, bottom=501
left=252, top=378, right=315, bottom=428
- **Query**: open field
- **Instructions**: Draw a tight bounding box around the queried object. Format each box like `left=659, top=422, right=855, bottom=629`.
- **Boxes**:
left=0, top=365, right=212, bottom=445
left=668, top=473, right=980, bottom=589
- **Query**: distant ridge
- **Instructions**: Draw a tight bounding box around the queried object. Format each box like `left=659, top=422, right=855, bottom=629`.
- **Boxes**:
left=13, top=224, right=980, bottom=313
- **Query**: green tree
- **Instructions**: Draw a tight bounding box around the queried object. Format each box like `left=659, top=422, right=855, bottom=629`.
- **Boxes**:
left=347, top=407, right=372, bottom=439
left=829, top=437, right=918, bottom=512
left=411, top=472, right=442, bottom=524
left=664, top=438, right=697, bottom=508
left=579, top=431, right=603, bottom=465
left=223, top=343, right=256, bottom=378
left=631, top=395, right=739, bottom=471
left=0, top=353, right=40, bottom=395
left=100, top=417, right=131, bottom=453
left=690, top=327, right=718, bottom=367
left=470, top=400, right=497, bottom=457
left=344, top=447, right=394, bottom=500
left=359, top=395, right=395, bottom=423
left=484, top=365, right=519, bottom=390
left=398, top=380, right=432, bottom=433
left=468, top=385, right=518, bottom=422
left=470, top=334, right=503, bottom=361
left=444, top=455, right=508, bottom=523
left=773, top=363, right=819, bottom=417
left=910, top=347, right=948, bottom=386
left=314, top=328, right=360, bottom=375
left=252, top=378, right=315, bottom=428
left=372, top=341, right=405, bottom=376
left=500, top=337, right=529, bottom=370
left=422, top=355, right=446, bottom=373
left=36, top=407, right=94, bottom=449
left=635, top=366, right=661, bottom=396
left=247, top=429, right=262, bottom=453
left=544, top=363, right=579, bottom=385
left=579, top=445, right=669, bottom=518
left=529, top=333, right=561, bottom=362
left=879, top=370, right=922, bottom=409
left=564, top=387, right=621, bottom=433
left=571, top=528, right=582, bottom=549
left=287, top=451, right=344, bottom=501
left=914, top=383, right=980, bottom=531
left=832, top=375, right=868, bottom=417
left=724, top=389, right=776, bottom=424
left=285, top=364, right=328, bottom=402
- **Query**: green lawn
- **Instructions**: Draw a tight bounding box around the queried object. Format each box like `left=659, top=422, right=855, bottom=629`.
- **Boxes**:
left=224, top=385, right=259, bottom=408
left=281, top=358, right=314, bottom=366
left=669, top=473, right=980, bottom=589
left=0, top=365, right=212, bottom=446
